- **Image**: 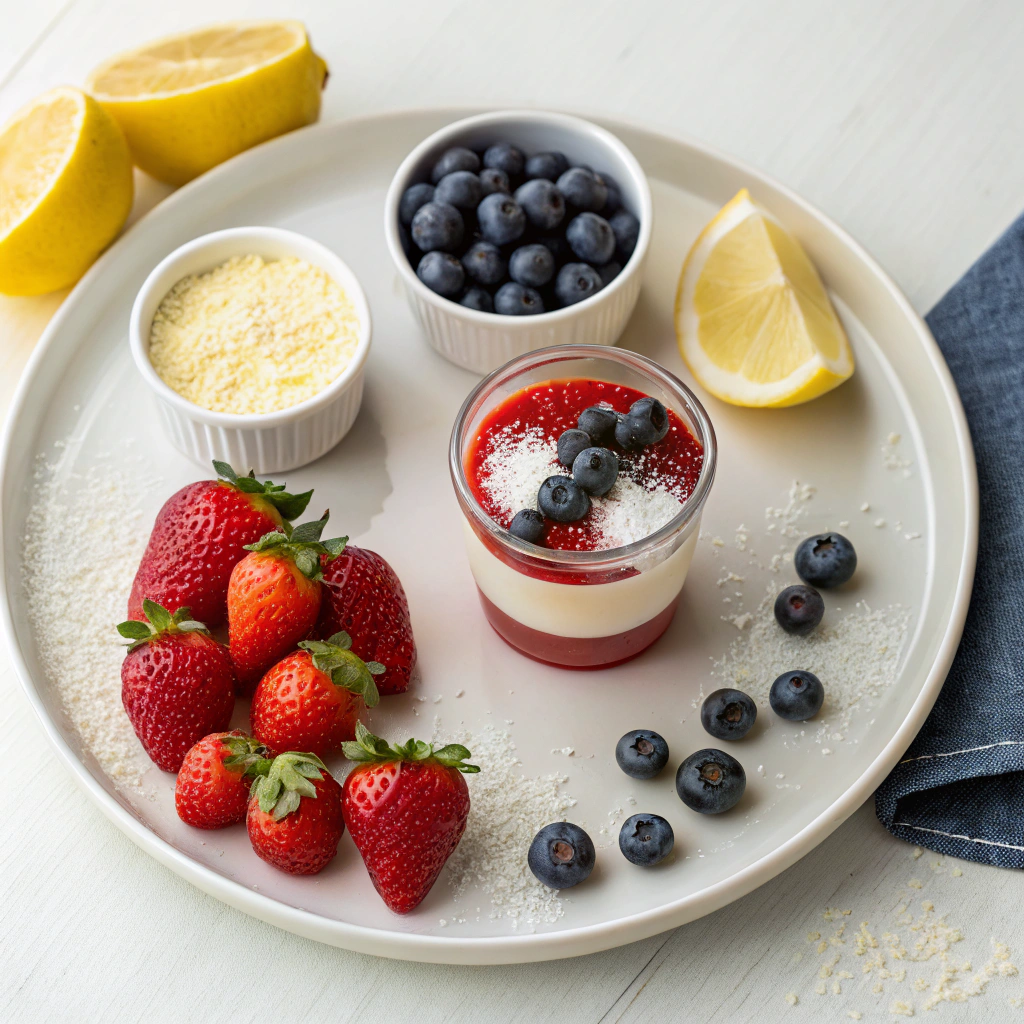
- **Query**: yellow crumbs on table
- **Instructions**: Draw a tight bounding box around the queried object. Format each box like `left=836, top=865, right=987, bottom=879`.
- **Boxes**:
left=149, top=254, right=360, bottom=416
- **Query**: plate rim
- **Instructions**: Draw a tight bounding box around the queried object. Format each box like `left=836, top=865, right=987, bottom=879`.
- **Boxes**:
left=0, top=105, right=979, bottom=964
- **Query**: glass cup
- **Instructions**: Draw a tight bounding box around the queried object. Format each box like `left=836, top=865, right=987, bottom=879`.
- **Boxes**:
left=449, top=344, right=717, bottom=668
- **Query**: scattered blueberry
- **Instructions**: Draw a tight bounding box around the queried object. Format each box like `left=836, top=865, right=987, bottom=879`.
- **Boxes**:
left=774, top=584, right=825, bottom=636
left=460, top=286, right=494, bottom=312
left=615, top=729, right=670, bottom=779
left=477, top=192, right=527, bottom=246
left=416, top=251, right=464, bottom=298
left=434, top=170, right=483, bottom=211
left=615, top=396, right=670, bottom=450
left=514, top=179, right=566, bottom=231
left=510, top=508, right=545, bottom=543
left=554, top=262, right=603, bottom=307
left=528, top=822, right=595, bottom=888
left=700, top=688, right=757, bottom=741
left=478, top=167, right=510, bottom=196
left=577, top=405, right=619, bottom=446
left=794, top=533, right=858, bottom=588
left=557, top=428, right=593, bottom=467
left=675, top=748, right=746, bottom=814
left=430, top=146, right=479, bottom=184
left=572, top=447, right=619, bottom=496
left=598, top=260, right=622, bottom=287
left=509, top=243, right=556, bottom=288
left=483, top=142, right=525, bottom=179
left=770, top=670, right=825, bottom=721
left=609, top=209, right=640, bottom=262
left=494, top=281, right=544, bottom=315
left=537, top=475, right=590, bottom=522
left=525, top=151, right=570, bottom=181
left=399, top=182, right=435, bottom=226
left=597, top=172, right=621, bottom=215
left=618, top=813, right=674, bottom=866
left=557, top=167, right=608, bottom=211
left=565, top=212, right=616, bottom=265
left=461, top=240, right=507, bottom=287
left=411, top=201, right=464, bottom=253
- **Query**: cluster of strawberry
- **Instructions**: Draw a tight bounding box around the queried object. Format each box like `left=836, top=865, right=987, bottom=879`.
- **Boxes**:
left=116, top=462, right=476, bottom=913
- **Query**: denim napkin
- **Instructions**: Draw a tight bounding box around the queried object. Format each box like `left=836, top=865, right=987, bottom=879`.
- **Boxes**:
left=875, top=213, right=1024, bottom=867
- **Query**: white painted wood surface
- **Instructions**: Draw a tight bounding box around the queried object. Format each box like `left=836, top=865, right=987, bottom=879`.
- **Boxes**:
left=3, top=1, right=1024, bottom=1020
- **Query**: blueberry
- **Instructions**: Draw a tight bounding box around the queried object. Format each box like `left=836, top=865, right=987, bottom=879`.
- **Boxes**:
left=460, top=286, right=494, bottom=312
left=416, top=251, right=464, bottom=298
left=615, top=729, right=669, bottom=779
left=598, top=261, right=622, bottom=287
left=572, top=447, right=618, bottom=496
left=399, top=183, right=434, bottom=226
left=514, top=179, right=566, bottom=231
left=528, top=822, right=595, bottom=888
left=774, top=584, right=824, bottom=636
left=609, top=209, right=640, bottom=262
left=461, top=240, right=506, bottom=287
left=477, top=192, right=527, bottom=246
left=430, top=146, right=479, bottom=184
left=614, top=397, right=670, bottom=450
left=794, top=533, right=857, bottom=588
left=494, top=281, right=544, bottom=316
left=479, top=167, right=510, bottom=196
left=525, top=151, right=569, bottom=182
left=535, top=233, right=571, bottom=265
left=557, top=428, right=592, bottom=467
left=618, top=813, right=674, bottom=867
left=509, top=244, right=556, bottom=288
left=554, top=263, right=603, bottom=307
left=482, top=142, right=525, bottom=180
left=701, top=688, right=757, bottom=741
left=596, top=172, right=621, bottom=215
left=566, top=212, right=616, bottom=265
left=410, top=201, right=464, bottom=253
left=510, top=508, right=545, bottom=543
left=556, top=167, right=608, bottom=211
left=675, top=748, right=746, bottom=814
left=434, top=170, right=483, bottom=211
left=770, top=670, right=825, bottom=721
left=537, top=475, right=589, bottom=522
left=577, top=405, right=619, bottom=446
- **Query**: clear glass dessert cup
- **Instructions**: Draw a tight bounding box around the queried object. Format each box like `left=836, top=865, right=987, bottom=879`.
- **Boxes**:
left=449, top=344, right=717, bottom=669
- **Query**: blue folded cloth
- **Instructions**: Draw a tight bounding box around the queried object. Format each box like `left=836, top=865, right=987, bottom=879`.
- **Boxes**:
left=875, top=213, right=1024, bottom=867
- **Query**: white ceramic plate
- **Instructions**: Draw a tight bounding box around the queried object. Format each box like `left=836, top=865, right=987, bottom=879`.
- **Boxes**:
left=0, top=109, right=976, bottom=964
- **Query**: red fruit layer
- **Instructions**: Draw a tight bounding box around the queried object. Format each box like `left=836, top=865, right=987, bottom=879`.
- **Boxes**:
left=477, top=589, right=679, bottom=669
left=466, top=379, right=703, bottom=552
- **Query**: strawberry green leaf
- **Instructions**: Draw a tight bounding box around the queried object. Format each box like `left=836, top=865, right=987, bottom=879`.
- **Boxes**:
left=116, top=620, right=152, bottom=641
left=250, top=751, right=327, bottom=821
left=341, top=722, right=479, bottom=772
left=213, top=461, right=313, bottom=521
left=117, top=601, right=211, bottom=652
left=299, top=636, right=381, bottom=708
left=243, top=512, right=346, bottom=581
left=220, top=734, right=267, bottom=773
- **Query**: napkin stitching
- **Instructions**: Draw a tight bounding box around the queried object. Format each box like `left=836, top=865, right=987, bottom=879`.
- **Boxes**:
left=893, top=822, right=1024, bottom=852
left=899, top=740, right=1024, bottom=764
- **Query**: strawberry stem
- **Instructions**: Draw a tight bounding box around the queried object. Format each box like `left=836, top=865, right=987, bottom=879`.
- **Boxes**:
left=249, top=751, right=329, bottom=821
left=298, top=631, right=381, bottom=708
left=243, top=511, right=347, bottom=581
left=213, top=461, right=313, bottom=521
left=116, top=599, right=209, bottom=651
left=341, top=721, right=480, bottom=773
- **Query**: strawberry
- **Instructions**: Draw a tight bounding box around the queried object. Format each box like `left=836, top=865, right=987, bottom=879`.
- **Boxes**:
left=341, top=722, right=479, bottom=913
left=227, top=512, right=346, bottom=694
left=251, top=632, right=383, bottom=758
left=175, top=731, right=266, bottom=829
left=118, top=600, right=236, bottom=772
left=316, top=545, right=417, bottom=695
left=128, top=461, right=312, bottom=627
left=246, top=752, right=344, bottom=875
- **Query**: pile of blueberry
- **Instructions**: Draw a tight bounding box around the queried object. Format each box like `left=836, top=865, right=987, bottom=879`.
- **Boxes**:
left=398, top=141, right=640, bottom=315
left=509, top=397, right=669, bottom=545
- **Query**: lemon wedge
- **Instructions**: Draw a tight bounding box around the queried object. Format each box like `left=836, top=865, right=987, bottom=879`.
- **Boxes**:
left=86, top=21, right=328, bottom=186
left=675, top=189, right=854, bottom=408
left=0, top=86, right=133, bottom=296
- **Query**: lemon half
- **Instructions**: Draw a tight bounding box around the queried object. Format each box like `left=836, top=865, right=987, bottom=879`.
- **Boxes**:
left=675, top=189, right=854, bottom=408
left=86, top=21, right=328, bottom=186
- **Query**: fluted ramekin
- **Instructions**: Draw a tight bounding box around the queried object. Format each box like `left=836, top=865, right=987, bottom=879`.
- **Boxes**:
left=130, top=226, right=371, bottom=475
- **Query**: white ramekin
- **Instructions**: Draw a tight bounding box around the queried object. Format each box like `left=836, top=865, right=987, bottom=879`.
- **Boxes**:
left=130, top=226, right=372, bottom=475
left=384, top=110, right=653, bottom=376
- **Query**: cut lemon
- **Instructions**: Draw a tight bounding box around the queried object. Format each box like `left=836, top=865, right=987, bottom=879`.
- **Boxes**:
left=86, top=21, right=328, bottom=186
left=675, top=189, right=854, bottom=408
left=0, top=86, right=133, bottom=296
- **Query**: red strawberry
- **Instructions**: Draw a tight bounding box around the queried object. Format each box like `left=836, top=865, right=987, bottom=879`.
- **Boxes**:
left=175, top=731, right=267, bottom=829
left=227, top=512, right=346, bottom=694
left=316, top=545, right=417, bottom=695
left=128, top=461, right=312, bottom=627
left=341, top=723, right=478, bottom=913
left=118, top=600, right=236, bottom=772
left=246, top=752, right=344, bottom=875
left=251, top=633, right=382, bottom=758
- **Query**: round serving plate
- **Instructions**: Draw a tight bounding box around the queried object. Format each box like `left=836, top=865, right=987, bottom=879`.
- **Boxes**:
left=0, top=108, right=976, bottom=964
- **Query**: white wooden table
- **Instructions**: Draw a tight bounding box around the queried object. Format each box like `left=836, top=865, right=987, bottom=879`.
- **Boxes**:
left=3, top=2, right=1024, bottom=1020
